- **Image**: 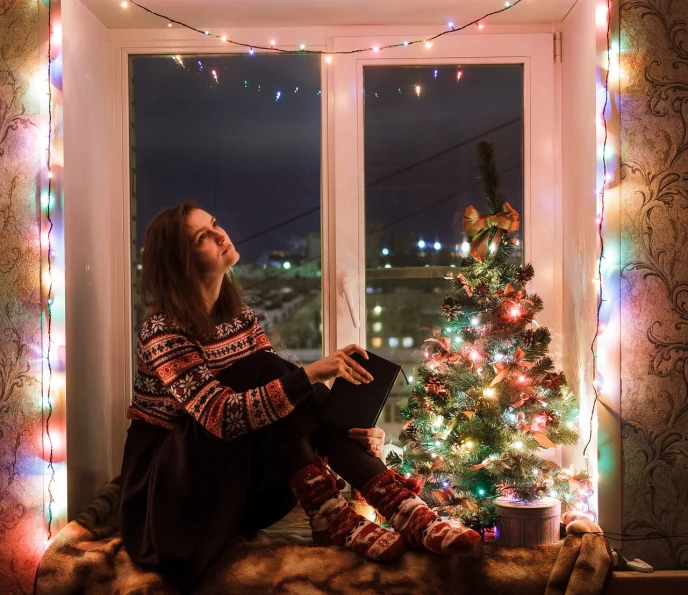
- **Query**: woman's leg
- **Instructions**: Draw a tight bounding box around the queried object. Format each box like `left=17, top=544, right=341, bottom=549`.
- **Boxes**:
left=224, top=380, right=404, bottom=560
left=310, top=422, right=388, bottom=489
left=234, top=429, right=405, bottom=562
left=120, top=415, right=254, bottom=591
left=235, top=434, right=315, bottom=535
left=235, top=377, right=387, bottom=494
left=301, top=382, right=481, bottom=555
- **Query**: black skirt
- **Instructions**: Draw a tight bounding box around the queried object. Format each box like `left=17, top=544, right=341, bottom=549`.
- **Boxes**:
left=119, top=350, right=328, bottom=590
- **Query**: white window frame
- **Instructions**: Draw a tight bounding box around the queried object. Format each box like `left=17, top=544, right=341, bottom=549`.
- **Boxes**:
left=330, top=34, right=559, bottom=359
left=108, top=30, right=333, bottom=474
left=106, top=27, right=561, bottom=477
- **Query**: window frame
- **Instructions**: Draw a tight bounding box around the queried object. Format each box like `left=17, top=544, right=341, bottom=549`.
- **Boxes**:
left=108, top=32, right=333, bottom=473
left=106, top=27, right=561, bottom=477
left=331, top=34, right=560, bottom=368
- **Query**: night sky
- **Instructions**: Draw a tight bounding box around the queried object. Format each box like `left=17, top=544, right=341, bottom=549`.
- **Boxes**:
left=132, top=55, right=522, bottom=263
left=364, top=64, right=523, bottom=254
left=133, top=54, right=322, bottom=263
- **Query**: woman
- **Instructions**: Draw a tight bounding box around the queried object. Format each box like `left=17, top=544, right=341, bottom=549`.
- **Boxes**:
left=119, top=202, right=480, bottom=590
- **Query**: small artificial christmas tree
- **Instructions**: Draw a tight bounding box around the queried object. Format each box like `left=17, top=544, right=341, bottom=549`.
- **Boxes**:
left=387, top=142, right=592, bottom=535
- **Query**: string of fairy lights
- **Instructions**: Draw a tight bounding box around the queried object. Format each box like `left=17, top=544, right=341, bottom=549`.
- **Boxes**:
left=584, top=1, right=613, bottom=472
left=45, top=0, right=56, bottom=541
left=122, top=0, right=523, bottom=57
left=169, top=56, right=469, bottom=100
left=33, top=0, right=525, bottom=546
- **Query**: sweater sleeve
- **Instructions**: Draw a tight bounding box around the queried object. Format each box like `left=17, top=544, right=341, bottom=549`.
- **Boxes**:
left=244, top=306, right=278, bottom=355
left=137, top=313, right=314, bottom=441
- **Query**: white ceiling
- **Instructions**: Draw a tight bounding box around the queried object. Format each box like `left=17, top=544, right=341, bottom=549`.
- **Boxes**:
left=83, top=0, right=577, bottom=29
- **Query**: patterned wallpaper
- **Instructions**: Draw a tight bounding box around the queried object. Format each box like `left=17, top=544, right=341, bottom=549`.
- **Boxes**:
left=0, top=0, right=45, bottom=592
left=620, top=0, right=688, bottom=570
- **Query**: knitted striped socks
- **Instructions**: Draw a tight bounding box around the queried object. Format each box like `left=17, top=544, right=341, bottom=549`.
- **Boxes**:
left=289, top=456, right=405, bottom=562
left=361, top=469, right=481, bottom=554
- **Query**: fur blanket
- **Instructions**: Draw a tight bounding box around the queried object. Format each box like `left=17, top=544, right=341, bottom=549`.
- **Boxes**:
left=34, top=477, right=612, bottom=595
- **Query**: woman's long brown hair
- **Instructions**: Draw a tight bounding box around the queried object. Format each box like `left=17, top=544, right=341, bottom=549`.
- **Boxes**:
left=139, top=201, right=245, bottom=341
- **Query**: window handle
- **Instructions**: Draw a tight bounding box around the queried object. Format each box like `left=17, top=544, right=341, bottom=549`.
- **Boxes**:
left=341, top=275, right=361, bottom=329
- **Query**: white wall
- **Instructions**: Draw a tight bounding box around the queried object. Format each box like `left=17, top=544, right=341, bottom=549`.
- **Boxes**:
left=63, top=0, right=111, bottom=519
left=559, top=0, right=599, bottom=508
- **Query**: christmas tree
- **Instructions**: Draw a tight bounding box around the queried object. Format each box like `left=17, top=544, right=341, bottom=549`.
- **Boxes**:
left=387, top=142, right=591, bottom=534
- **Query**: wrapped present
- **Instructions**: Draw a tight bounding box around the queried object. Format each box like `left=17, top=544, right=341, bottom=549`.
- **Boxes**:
left=495, top=496, right=561, bottom=546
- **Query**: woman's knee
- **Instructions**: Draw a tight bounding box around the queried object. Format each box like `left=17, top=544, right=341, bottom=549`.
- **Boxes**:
left=215, top=351, right=296, bottom=390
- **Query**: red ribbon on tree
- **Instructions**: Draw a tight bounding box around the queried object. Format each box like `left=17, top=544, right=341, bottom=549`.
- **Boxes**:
left=470, top=453, right=511, bottom=471
left=457, top=273, right=473, bottom=297
left=490, top=347, right=535, bottom=386
left=493, top=282, right=528, bottom=301
left=517, top=412, right=556, bottom=448
left=422, top=327, right=462, bottom=368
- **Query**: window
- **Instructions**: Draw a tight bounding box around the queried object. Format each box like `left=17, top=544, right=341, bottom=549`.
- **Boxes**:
left=363, top=64, right=524, bottom=438
left=129, top=53, right=323, bottom=364
left=109, top=33, right=554, bottom=476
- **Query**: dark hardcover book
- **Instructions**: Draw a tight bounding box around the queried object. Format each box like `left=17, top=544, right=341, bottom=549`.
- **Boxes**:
left=320, top=350, right=406, bottom=430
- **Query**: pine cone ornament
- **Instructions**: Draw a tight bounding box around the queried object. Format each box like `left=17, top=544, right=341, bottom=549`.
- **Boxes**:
left=402, top=420, right=419, bottom=439
left=542, top=372, right=565, bottom=391
left=515, top=263, right=535, bottom=284
left=529, top=293, right=544, bottom=311
left=441, top=297, right=462, bottom=321
left=540, top=409, right=559, bottom=428
left=474, top=282, right=492, bottom=306
left=520, top=329, right=538, bottom=349
left=425, top=375, right=447, bottom=396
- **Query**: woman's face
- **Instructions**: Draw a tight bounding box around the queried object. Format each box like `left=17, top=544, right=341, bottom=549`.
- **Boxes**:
left=185, top=208, right=240, bottom=276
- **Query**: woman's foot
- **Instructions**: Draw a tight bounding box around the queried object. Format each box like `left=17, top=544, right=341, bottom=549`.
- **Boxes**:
left=361, top=469, right=481, bottom=554
left=289, top=456, right=405, bottom=562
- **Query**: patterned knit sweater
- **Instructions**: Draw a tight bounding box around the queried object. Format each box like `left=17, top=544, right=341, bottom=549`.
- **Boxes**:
left=128, top=305, right=314, bottom=441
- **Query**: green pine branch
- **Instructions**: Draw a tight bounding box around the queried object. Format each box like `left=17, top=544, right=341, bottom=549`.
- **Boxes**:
left=476, top=141, right=506, bottom=215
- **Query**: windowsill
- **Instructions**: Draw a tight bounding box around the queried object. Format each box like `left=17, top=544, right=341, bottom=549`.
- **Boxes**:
left=608, top=570, right=688, bottom=593
left=366, top=266, right=461, bottom=280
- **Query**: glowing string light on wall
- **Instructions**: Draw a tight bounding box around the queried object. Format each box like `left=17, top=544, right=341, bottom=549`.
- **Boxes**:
left=40, top=0, right=67, bottom=547
left=585, top=0, right=620, bottom=523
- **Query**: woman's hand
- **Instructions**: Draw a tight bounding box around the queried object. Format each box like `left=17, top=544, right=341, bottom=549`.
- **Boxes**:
left=303, top=344, right=374, bottom=385
left=348, top=427, right=385, bottom=457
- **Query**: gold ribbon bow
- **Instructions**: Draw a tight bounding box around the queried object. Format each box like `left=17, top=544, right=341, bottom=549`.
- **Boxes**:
left=559, top=464, right=594, bottom=497
left=560, top=464, right=581, bottom=490
left=462, top=408, right=476, bottom=420
left=463, top=202, right=520, bottom=259
left=431, top=457, right=445, bottom=469
left=421, top=327, right=451, bottom=353
left=490, top=347, right=535, bottom=386
left=432, top=486, right=456, bottom=503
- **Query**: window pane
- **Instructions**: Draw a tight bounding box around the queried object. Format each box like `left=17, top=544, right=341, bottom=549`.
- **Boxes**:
left=130, top=54, right=322, bottom=364
left=363, top=64, right=523, bottom=439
